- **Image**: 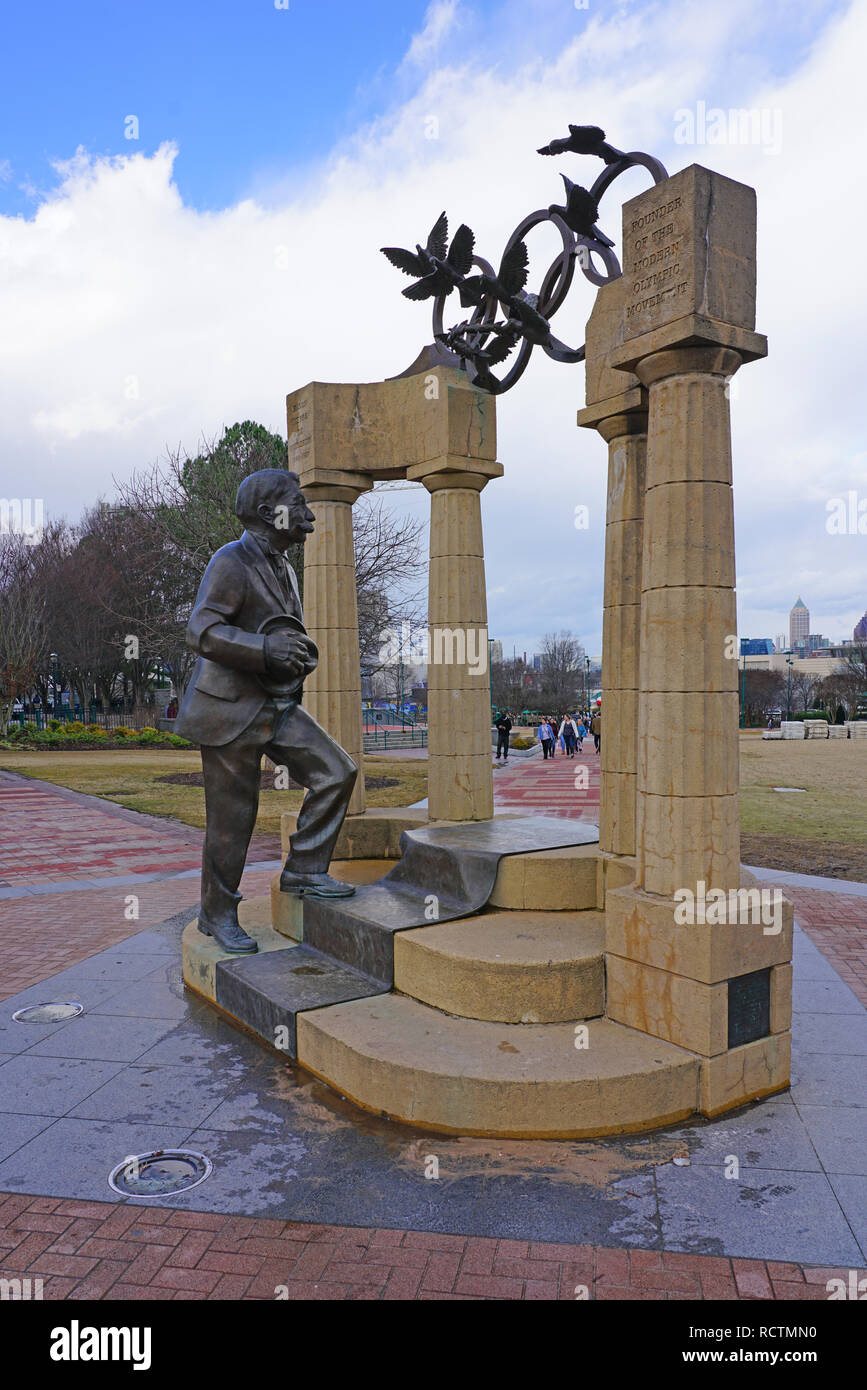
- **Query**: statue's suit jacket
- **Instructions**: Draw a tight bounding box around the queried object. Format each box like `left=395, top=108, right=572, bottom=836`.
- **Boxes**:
left=175, top=530, right=309, bottom=748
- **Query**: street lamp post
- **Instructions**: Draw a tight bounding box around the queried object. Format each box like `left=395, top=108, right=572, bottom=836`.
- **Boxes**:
left=786, top=658, right=794, bottom=719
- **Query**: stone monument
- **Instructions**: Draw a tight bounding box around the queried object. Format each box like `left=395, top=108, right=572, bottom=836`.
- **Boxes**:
left=182, top=129, right=792, bottom=1134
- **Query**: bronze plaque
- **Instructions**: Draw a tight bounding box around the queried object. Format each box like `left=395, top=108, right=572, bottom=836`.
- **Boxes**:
left=728, top=968, right=771, bottom=1049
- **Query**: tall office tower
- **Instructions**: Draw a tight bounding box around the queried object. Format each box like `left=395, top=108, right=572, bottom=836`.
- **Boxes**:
left=789, top=597, right=810, bottom=649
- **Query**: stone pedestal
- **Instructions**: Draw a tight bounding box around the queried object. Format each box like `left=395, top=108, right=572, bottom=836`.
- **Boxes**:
left=300, top=475, right=371, bottom=818
left=408, top=456, right=503, bottom=821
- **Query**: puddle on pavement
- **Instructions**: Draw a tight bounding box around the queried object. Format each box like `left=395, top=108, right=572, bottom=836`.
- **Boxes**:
left=256, top=1054, right=693, bottom=1186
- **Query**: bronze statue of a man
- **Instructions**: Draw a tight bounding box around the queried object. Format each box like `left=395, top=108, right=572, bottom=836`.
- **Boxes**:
left=176, top=469, right=357, bottom=955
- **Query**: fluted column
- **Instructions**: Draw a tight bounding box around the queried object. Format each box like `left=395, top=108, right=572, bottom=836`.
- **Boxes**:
left=633, top=346, right=741, bottom=895
left=408, top=456, right=503, bottom=822
left=577, top=274, right=647, bottom=869
left=597, top=412, right=647, bottom=859
left=302, top=479, right=372, bottom=818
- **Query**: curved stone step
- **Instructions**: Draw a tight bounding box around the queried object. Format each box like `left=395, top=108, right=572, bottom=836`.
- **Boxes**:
left=296, top=994, right=699, bottom=1138
left=489, top=844, right=600, bottom=910
left=393, top=909, right=605, bottom=1023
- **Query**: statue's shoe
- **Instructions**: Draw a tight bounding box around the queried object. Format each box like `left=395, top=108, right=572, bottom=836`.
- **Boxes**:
left=279, top=870, right=357, bottom=898
left=198, top=919, right=258, bottom=953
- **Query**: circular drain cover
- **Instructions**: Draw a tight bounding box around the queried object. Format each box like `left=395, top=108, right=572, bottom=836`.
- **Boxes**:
left=108, top=1150, right=212, bottom=1197
left=12, top=1002, right=84, bottom=1024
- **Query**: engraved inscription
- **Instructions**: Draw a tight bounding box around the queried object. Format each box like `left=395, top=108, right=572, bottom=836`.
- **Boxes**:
left=287, top=394, right=313, bottom=469
left=623, top=190, right=692, bottom=331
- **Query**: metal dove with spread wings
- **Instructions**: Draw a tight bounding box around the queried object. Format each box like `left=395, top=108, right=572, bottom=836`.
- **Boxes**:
left=382, top=212, right=476, bottom=303
left=381, top=126, right=668, bottom=395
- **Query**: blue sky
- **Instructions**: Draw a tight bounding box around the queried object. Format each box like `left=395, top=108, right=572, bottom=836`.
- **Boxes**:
left=2, top=0, right=836, bottom=216
left=2, top=0, right=433, bottom=214
left=1, top=0, right=863, bottom=659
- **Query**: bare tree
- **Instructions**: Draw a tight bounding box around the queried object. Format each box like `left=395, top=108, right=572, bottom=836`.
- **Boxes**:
left=354, top=493, right=425, bottom=674
left=742, top=669, right=785, bottom=726
left=538, top=631, right=584, bottom=710
left=788, top=669, right=821, bottom=713
left=491, top=658, right=531, bottom=714
left=0, top=534, right=45, bottom=731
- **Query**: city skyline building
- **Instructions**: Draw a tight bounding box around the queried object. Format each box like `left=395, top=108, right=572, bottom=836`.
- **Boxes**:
left=789, top=596, right=810, bottom=649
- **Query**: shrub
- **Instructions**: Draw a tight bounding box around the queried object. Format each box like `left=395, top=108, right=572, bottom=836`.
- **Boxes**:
left=47, top=718, right=62, bottom=731
left=114, top=726, right=134, bottom=738
left=510, top=735, right=537, bottom=750
left=167, top=734, right=191, bottom=748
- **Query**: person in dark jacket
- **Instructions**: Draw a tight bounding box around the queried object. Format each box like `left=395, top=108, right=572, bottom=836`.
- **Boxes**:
left=495, top=712, right=513, bottom=762
left=591, top=705, right=602, bottom=754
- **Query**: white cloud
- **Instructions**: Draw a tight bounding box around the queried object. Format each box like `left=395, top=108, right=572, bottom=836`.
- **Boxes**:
left=0, top=0, right=863, bottom=658
left=402, top=0, right=461, bottom=69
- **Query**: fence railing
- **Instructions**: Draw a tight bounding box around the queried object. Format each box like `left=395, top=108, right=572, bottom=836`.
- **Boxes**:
left=10, top=706, right=170, bottom=732
left=362, top=727, right=428, bottom=751
left=362, top=708, right=426, bottom=732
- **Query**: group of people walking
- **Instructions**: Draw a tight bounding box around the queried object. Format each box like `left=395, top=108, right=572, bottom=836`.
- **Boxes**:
left=537, top=710, right=599, bottom=760
left=493, top=706, right=601, bottom=763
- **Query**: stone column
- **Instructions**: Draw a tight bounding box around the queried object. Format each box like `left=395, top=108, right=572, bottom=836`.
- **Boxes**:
left=301, top=475, right=372, bottom=819
left=598, top=413, right=646, bottom=862
left=407, top=456, right=504, bottom=822
left=633, top=345, right=741, bottom=895
left=578, top=278, right=647, bottom=877
left=599, top=164, right=792, bottom=1116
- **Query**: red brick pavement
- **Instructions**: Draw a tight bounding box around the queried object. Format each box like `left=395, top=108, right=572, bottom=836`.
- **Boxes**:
left=0, top=1194, right=860, bottom=1300
left=493, top=747, right=600, bottom=821
left=0, top=866, right=276, bottom=1003
left=0, top=782, right=203, bottom=886
left=751, top=883, right=867, bottom=1006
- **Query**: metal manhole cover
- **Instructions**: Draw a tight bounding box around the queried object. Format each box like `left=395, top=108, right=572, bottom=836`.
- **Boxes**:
left=12, top=1002, right=84, bottom=1024
left=108, top=1149, right=212, bottom=1197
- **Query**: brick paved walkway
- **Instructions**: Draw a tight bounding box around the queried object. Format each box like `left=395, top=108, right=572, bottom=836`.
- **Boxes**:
left=0, top=774, right=277, bottom=1001
left=493, top=747, right=600, bottom=820
left=755, top=885, right=867, bottom=1007
left=0, top=1193, right=852, bottom=1300
left=0, top=779, right=203, bottom=888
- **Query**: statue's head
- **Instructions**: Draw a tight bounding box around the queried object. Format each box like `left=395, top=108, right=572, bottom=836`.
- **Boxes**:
left=235, top=469, right=314, bottom=550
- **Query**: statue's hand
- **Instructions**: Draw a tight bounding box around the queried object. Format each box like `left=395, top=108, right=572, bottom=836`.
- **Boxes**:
left=265, top=632, right=309, bottom=678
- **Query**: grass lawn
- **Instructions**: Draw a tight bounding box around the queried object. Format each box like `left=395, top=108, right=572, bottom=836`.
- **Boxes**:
left=0, top=749, right=428, bottom=838
left=740, top=733, right=867, bottom=879
left=3, top=736, right=865, bottom=880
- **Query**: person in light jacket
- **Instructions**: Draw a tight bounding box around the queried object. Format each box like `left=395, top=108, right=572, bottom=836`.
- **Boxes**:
left=559, top=715, right=578, bottom=758
left=537, top=719, right=555, bottom=760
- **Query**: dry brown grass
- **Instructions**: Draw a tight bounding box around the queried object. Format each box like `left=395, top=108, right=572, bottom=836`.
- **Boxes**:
left=0, top=749, right=427, bottom=837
